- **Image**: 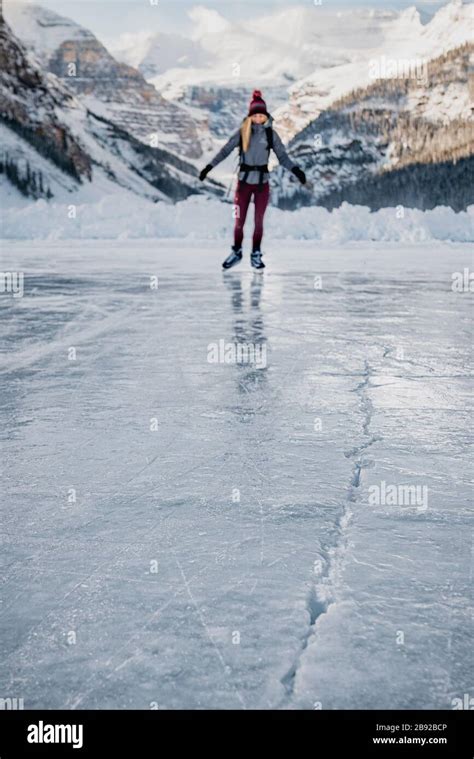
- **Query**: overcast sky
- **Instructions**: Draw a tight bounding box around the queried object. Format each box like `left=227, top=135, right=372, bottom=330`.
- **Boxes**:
left=5, top=0, right=448, bottom=39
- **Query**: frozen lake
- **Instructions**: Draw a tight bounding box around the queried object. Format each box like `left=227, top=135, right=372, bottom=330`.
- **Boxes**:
left=0, top=240, right=472, bottom=709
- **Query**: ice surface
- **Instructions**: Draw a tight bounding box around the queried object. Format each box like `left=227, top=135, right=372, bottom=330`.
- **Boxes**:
left=0, top=240, right=472, bottom=709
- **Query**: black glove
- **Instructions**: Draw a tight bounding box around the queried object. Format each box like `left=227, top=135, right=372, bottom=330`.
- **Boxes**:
left=199, top=164, right=212, bottom=181
left=292, top=166, right=306, bottom=185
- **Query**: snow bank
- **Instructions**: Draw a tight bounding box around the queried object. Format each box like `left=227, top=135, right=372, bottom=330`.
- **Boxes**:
left=1, top=193, right=473, bottom=242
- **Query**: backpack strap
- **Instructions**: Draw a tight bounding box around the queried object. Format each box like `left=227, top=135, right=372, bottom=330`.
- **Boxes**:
left=266, top=126, right=273, bottom=153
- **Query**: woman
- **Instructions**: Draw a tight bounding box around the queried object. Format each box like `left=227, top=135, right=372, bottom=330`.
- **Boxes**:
left=199, top=90, right=306, bottom=270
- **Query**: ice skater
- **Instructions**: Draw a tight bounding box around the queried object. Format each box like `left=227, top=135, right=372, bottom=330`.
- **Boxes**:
left=199, top=89, right=306, bottom=270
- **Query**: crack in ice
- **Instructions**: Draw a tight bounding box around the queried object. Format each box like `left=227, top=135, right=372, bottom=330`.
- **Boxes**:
left=279, top=358, right=382, bottom=704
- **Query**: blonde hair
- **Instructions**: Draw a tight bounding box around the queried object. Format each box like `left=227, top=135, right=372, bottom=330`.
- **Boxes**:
left=240, top=116, right=252, bottom=154
left=240, top=114, right=269, bottom=153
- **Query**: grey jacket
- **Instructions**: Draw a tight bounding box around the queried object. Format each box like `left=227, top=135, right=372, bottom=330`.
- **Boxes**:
left=209, top=116, right=295, bottom=185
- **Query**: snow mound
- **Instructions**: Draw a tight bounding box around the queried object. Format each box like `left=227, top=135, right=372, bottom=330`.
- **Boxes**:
left=1, top=193, right=472, bottom=242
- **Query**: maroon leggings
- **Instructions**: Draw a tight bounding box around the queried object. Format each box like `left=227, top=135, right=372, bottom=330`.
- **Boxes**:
left=233, top=180, right=270, bottom=251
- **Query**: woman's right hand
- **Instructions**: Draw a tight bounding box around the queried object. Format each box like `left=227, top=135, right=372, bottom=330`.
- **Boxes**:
left=199, top=165, right=212, bottom=181
left=292, top=166, right=306, bottom=185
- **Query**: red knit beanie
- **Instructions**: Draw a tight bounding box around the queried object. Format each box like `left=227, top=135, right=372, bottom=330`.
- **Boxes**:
left=248, top=89, right=268, bottom=116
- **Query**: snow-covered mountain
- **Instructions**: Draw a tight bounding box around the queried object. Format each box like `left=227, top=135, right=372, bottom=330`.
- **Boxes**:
left=4, top=2, right=211, bottom=160
left=2, top=1, right=472, bottom=213
left=275, top=0, right=474, bottom=142
left=106, top=0, right=473, bottom=154
left=110, top=5, right=412, bottom=148
left=111, top=5, right=407, bottom=96
left=274, top=43, right=474, bottom=212
left=0, top=12, right=220, bottom=204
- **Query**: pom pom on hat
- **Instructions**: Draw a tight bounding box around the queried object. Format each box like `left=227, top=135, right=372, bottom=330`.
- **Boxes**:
left=248, top=89, right=268, bottom=116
